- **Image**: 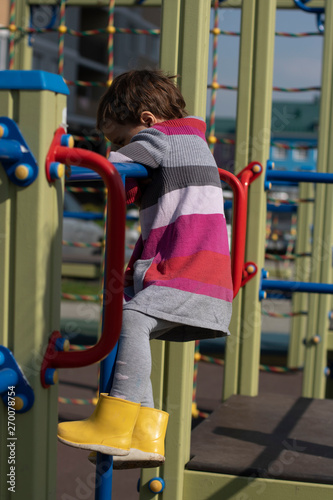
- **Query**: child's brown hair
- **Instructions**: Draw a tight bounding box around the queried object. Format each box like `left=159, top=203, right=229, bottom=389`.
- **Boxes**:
left=96, top=69, right=187, bottom=130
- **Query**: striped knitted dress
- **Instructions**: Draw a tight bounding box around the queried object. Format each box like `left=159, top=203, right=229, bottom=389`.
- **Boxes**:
left=110, top=116, right=233, bottom=341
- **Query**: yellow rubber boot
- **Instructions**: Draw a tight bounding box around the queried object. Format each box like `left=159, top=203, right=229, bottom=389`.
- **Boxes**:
left=58, top=394, right=140, bottom=455
left=88, top=406, right=169, bottom=469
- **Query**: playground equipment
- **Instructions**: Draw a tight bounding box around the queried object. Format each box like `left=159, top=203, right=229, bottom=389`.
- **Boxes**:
left=0, top=69, right=67, bottom=499
left=1, top=0, right=333, bottom=499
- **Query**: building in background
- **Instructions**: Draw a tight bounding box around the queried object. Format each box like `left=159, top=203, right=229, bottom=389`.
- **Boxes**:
left=0, top=2, right=160, bottom=144
left=30, top=4, right=160, bottom=144
left=213, top=100, right=319, bottom=173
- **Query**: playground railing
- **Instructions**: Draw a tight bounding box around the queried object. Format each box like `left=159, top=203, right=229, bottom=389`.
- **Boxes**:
left=40, top=140, right=126, bottom=388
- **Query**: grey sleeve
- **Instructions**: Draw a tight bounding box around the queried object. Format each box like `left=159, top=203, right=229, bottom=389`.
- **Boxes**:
left=118, top=128, right=170, bottom=169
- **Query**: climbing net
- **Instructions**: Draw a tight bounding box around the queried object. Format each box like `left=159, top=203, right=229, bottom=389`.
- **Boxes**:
left=207, top=0, right=322, bottom=154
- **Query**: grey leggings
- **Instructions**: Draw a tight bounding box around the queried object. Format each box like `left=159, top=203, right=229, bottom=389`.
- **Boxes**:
left=110, top=309, right=179, bottom=407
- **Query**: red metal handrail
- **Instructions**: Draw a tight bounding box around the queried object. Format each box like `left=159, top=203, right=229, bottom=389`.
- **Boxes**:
left=219, top=162, right=262, bottom=297
left=41, top=147, right=126, bottom=387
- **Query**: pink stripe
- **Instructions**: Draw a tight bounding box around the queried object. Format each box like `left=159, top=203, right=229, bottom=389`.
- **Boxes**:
left=153, top=124, right=206, bottom=142
left=144, top=278, right=233, bottom=302
left=142, top=214, right=230, bottom=260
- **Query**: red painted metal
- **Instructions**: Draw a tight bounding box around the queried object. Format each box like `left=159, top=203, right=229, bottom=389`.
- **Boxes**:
left=45, top=126, right=66, bottom=182
left=219, top=161, right=262, bottom=297
left=41, top=147, right=126, bottom=387
left=241, top=261, right=258, bottom=288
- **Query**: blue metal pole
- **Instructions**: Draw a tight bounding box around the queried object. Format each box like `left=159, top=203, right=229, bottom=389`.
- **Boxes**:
left=95, top=348, right=118, bottom=500
left=266, top=170, right=333, bottom=185
left=266, top=203, right=298, bottom=213
left=262, top=279, right=333, bottom=294
left=224, top=200, right=298, bottom=213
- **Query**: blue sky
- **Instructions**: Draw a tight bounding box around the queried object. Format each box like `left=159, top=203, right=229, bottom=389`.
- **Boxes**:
left=208, top=8, right=323, bottom=117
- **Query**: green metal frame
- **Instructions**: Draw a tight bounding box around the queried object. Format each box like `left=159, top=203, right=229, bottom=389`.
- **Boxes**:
left=183, top=470, right=333, bottom=500
left=288, top=182, right=314, bottom=369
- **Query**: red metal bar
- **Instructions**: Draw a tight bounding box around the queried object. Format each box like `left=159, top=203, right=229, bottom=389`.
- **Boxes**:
left=41, top=147, right=125, bottom=381
left=219, top=162, right=262, bottom=297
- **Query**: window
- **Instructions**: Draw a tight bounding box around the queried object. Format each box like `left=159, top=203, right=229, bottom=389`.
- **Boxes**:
left=271, top=146, right=287, bottom=160
left=0, top=30, right=8, bottom=70
left=292, top=148, right=308, bottom=161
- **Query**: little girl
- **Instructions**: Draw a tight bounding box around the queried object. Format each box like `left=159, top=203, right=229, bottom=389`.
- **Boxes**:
left=58, top=69, right=233, bottom=469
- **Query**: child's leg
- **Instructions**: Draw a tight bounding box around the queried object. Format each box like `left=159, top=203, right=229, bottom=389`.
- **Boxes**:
left=140, top=379, right=154, bottom=408
left=110, top=310, right=154, bottom=404
left=110, top=309, right=177, bottom=406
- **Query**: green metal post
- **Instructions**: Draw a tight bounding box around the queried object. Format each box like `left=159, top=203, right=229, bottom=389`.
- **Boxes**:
left=288, top=182, right=314, bottom=368
left=223, top=0, right=256, bottom=401
left=302, top=0, right=333, bottom=398
left=0, top=84, right=66, bottom=500
left=13, top=0, right=33, bottom=70
left=158, top=0, right=182, bottom=76
left=237, top=0, right=277, bottom=396
left=223, top=0, right=277, bottom=399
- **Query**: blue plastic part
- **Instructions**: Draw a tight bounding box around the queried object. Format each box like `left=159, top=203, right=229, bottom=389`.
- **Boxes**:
left=44, top=368, right=57, bottom=386
left=0, top=351, right=5, bottom=365
left=148, top=477, right=165, bottom=493
left=0, top=368, right=19, bottom=393
left=0, top=117, right=38, bottom=186
left=0, top=346, right=34, bottom=413
left=0, top=70, right=69, bottom=95
left=0, top=123, right=9, bottom=138
left=262, top=269, right=269, bottom=279
left=258, top=269, right=268, bottom=301
left=14, top=163, right=34, bottom=182
left=55, top=337, right=68, bottom=351
left=49, top=162, right=63, bottom=180
left=14, top=393, right=28, bottom=410
left=60, top=134, right=73, bottom=147
left=0, top=138, right=23, bottom=162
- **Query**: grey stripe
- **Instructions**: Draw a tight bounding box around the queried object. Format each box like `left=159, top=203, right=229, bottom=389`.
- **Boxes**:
left=140, top=164, right=221, bottom=210
left=123, top=285, right=232, bottom=338
left=119, top=142, right=160, bottom=169
left=119, top=128, right=170, bottom=169
left=163, top=135, right=217, bottom=168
